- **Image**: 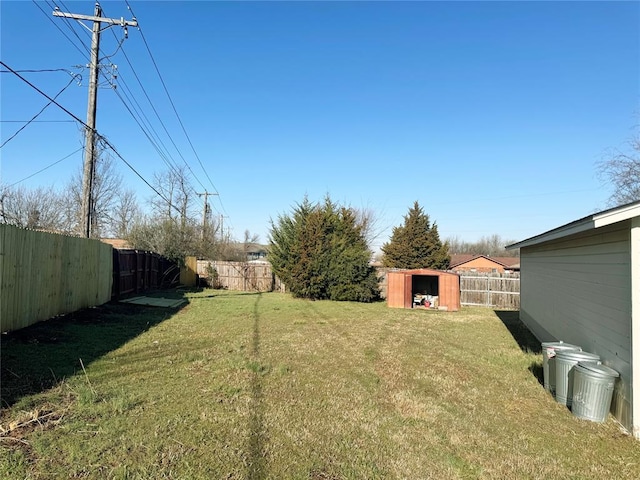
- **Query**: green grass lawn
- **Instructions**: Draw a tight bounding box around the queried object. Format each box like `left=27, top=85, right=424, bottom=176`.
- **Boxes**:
left=2, top=290, right=639, bottom=479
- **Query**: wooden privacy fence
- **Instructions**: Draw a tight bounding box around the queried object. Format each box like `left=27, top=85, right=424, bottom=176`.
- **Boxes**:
left=0, top=224, right=112, bottom=333
left=459, top=272, right=520, bottom=310
left=197, top=260, right=285, bottom=292
left=111, top=249, right=180, bottom=299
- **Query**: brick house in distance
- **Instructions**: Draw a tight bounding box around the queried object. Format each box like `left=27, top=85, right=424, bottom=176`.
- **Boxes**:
left=449, top=254, right=520, bottom=274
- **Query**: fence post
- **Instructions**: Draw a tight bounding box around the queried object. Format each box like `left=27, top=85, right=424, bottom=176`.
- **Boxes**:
left=486, top=276, right=491, bottom=307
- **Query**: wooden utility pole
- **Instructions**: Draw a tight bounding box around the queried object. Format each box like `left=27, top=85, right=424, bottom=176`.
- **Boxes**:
left=219, top=214, right=229, bottom=239
left=53, top=4, right=137, bottom=238
left=197, top=192, right=218, bottom=239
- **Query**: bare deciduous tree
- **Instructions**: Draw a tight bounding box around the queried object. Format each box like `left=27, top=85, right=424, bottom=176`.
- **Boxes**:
left=150, top=165, right=197, bottom=225
left=446, top=234, right=519, bottom=257
left=110, top=188, right=140, bottom=237
left=0, top=185, right=65, bottom=230
left=597, top=135, right=640, bottom=207
left=62, top=149, right=124, bottom=237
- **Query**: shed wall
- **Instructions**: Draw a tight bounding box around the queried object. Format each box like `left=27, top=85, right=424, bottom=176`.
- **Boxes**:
left=520, top=221, right=632, bottom=433
left=386, top=270, right=460, bottom=311
left=387, top=272, right=407, bottom=308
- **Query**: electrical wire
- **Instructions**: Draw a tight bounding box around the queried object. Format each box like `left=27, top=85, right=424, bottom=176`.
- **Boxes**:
left=98, top=3, right=206, bottom=209
left=97, top=135, right=181, bottom=216
left=28, top=3, right=191, bottom=214
left=4, top=147, right=83, bottom=187
left=109, top=34, right=208, bottom=193
left=0, top=60, right=179, bottom=215
left=32, top=0, right=90, bottom=60
left=21, top=4, right=219, bottom=222
left=0, top=70, right=80, bottom=148
left=124, top=0, right=225, bottom=207
left=0, top=68, right=78, bottom=74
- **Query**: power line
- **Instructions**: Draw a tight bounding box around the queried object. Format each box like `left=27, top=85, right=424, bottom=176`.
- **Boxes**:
left=0, top=68, right=79, bottom=74
left=0, top=61, right=87, bottom=127
left=1, top=72, right=80, bottom=149
left=4, top=147, right=83, bottom=188
left=124, top=0, right=222, bottom=199
left=20, top=5, right=223, bottom=228
left=0, top=60, right=178, bottom=216
left=98, top=136, right=181, bottom=216
left=97, top=3, right=206, bottom=210
left=111, top=34, right=208, bottom=192
left=32, top=0, right=90, bottom=60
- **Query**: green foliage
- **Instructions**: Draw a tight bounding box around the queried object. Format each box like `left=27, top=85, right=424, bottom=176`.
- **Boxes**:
left=381, top=201, right=450, bottom=269
left=269, top=196, right=380, bottom=302
left=204, top=263, right=224, bottom=289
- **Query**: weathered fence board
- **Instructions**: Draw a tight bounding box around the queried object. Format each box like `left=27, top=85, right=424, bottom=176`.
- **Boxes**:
left=197, top=260, right=284, bottom=292
left=0, top=224, right=113, bottom=333
left=459, top=273, right=520, bottom=309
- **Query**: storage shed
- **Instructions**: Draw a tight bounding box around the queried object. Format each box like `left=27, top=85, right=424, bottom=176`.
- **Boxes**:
left=387, top=269, right=460, bottom=311
left=507, top=200, right=640, bottom=438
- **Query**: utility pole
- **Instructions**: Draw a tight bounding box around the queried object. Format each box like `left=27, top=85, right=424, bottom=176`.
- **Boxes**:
left=53, top=4, right=137, bottom=238
left=197, top=192, right=218, bottom=240
left=219, top=214, right=229, bottom=240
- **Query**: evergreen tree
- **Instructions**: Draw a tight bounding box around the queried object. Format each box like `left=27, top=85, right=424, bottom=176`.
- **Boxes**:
left=268, top=196, right=380, bottom=302
left=381, top=201, right=450, bottom=270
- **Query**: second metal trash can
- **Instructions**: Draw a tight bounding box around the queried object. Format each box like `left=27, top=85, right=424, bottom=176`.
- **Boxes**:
left=541, top=341, right=582, bottom=396
left=571, top=361, right=619, bottom=423
left=555, top=350, right=600, bottom=407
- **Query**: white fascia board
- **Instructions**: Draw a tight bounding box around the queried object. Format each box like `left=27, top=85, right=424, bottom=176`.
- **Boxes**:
left=507, top=201, right=640, bottom=251
left=506, top=218, right=596, bottom=250
left=593, top=203, right=640, bottom=228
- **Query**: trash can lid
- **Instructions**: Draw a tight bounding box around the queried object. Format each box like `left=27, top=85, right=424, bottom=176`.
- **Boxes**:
left=554, top=350, right=600, bottom=362
left=576, top=361, right=620, bottom=378
left=543, top=342, right=581, bottom=352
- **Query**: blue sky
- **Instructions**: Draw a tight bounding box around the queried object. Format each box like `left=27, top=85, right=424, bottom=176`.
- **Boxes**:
left=1, top=1, right=639, bottom=251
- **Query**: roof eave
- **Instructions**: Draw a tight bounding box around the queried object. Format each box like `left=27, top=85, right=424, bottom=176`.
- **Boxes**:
left=506, top=200, right=640, bottom=250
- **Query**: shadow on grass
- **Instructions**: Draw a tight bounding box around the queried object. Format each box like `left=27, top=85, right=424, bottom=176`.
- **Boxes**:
left=248, top=293, right=266, bottom=480
left=494, top=310, right=544, bottom=386
left=0, top=290, right=189, bottom=409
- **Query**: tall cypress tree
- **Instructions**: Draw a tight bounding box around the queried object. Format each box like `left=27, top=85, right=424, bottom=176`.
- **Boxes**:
left=381, top=201, right=450, bottom=270
left=268, top=196, right=380, bottom=302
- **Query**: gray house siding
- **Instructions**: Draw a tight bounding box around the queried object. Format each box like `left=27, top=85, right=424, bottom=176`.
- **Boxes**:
left=520, top=221, right=632, bottom=432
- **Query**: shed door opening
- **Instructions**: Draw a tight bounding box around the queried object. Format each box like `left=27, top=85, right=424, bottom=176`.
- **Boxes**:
left=412, top=275, right=439, bottom=308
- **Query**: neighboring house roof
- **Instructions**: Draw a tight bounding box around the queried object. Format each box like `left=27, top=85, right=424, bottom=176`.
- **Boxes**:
left=449, top=254, right=520, bottom=269
left=506, top=199, right=640, bottom=250
left=100, top=238, right=131, bottom=249
left=245, top=244, right=268, bottom=254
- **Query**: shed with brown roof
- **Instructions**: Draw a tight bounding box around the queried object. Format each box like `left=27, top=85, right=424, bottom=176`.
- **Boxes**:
left=387, top=269, right=460, bottom=311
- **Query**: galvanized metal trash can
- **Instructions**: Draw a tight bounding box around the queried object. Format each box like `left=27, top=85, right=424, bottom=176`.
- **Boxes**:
left=554, top=350, right=600, bottom=407
left=541, top=341, right=582, bottom=396
left=571, top=362, right=619, bottom=423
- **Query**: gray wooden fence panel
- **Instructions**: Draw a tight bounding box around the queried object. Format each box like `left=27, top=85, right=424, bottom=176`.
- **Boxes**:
left=459, top=273, right=520, bottom=309
left=197, top=260, right=284, bottom=292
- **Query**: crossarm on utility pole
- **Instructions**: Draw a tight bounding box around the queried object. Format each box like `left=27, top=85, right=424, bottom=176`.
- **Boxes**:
left=53, top=5, right=137, bottom=238
left=53, top=10, right=138, bottom=28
